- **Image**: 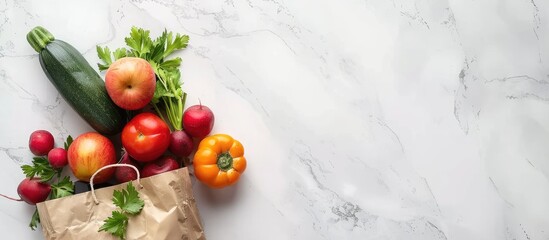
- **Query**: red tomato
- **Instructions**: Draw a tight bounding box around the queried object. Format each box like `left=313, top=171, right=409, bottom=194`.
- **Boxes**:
left=122, top=113, right=171, bottom=162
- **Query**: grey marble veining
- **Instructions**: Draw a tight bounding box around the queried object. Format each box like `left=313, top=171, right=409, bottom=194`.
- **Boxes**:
left=0, top=0, right=548, bottom=239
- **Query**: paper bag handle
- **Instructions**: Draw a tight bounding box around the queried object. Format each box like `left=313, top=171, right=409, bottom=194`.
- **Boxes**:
left=89, top=164, right=143, bottom=205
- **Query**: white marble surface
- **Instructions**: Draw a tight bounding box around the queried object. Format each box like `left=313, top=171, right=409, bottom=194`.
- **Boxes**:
left=0, top=0, right=548, bottom=239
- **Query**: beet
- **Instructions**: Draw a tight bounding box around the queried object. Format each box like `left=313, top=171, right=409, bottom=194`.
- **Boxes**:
left=169, top=130, right=194, bottom=157
left=115, top=153, right=140, bottom=183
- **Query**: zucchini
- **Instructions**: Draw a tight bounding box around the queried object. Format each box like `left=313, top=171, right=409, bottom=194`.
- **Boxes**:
left=27, top=26, right=126, bottom=135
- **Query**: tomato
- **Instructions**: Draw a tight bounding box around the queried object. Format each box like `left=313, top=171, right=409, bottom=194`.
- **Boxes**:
left=122, top=112, right=171, bottom=162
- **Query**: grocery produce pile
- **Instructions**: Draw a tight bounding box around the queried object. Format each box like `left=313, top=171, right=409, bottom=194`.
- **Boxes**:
left=2, top=26, right=247, bottom=239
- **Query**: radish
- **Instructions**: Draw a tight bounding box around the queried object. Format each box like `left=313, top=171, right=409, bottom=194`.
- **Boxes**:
left=169, top=130, right=194, bottom=157
left=48, top=148, right=68, bottom=169
left=29, top=130, right=55, bottom=156
left=115, top=153, right=140, bottom=183
left=182, top=104, right=215, bottom=139
left=0, top=178, right=51, bottom=205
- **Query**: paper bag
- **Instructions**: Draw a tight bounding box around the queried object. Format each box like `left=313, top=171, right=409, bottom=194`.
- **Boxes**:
left=36, top=167, right=206, bottom=240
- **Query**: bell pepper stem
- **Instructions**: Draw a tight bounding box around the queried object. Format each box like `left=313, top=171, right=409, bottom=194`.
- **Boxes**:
left=217, top=152, right=233, bottom=171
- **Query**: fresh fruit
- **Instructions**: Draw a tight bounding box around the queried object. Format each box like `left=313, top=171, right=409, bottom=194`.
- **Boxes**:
left=182, top=104, right=214, bottom=138
left=27, top=26, right=126, bottom=135
left=68, top=132, right=116, bottom=183
left=47, top=148, right=68, bottom=169
left=29, top=130, right=54, bottom=156
left=115, top=153, right=140, bottom=183
left=141, top=155, right=179, bottom=178
left=169, top=130, right=194, bottom=157
left=105, top=57, right=156, bottom=110
left=193, top=134, right=247, bottom=188
left=97, top=27, right=189, bottom=131
left=122, top=112, right=171, bottom=162
left=17, top=178, right=51, bottom=205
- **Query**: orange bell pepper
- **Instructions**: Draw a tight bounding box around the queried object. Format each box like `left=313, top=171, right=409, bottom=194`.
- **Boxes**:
left=193, top=134, right=247, bottom=188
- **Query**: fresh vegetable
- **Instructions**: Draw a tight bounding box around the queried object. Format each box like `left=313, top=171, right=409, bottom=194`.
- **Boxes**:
left=105, top=57, right=156, bottom=110
left=141, top=155, right=179, bottom=178
left=99, top=182, right=144, bottom=240
left=169, top=130, right=194, bottom=157
left=115, top=153, right=140, bottom=183
left=68, top=132, right=116, bottom=183
left=49, top=176, right=75, bottom=199
left=182, top=104, right=215, bottom=139
left=193, top=134, right=247, bottom=188
left=1, top=132, right=75, bottom=230
left=21, top=157, right=58, bottom=183
left=17, top=178, right=51, bottom=205
left=27, top=26, right=126, bottom=135
left=29, top=130, right=54, bottom=156
left=97, top=27, right=189, bottom=131
left=47, top=148, right=68, bottom=169
left=122, top=113, right=170, bottom=162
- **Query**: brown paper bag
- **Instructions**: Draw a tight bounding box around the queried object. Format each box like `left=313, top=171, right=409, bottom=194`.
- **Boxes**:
left=36, top=166, right=206, bottom=240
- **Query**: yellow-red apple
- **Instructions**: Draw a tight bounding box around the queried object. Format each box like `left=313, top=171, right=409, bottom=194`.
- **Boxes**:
left=105, top=57, right=156, bottom=110
left=68, top=132, right=116, bottom=183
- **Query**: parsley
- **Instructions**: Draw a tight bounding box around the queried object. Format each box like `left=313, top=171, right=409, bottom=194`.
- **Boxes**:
left=97, top=27, right=189, bottom=131
left=99, top=182, right=144, bottom=239
left=63, top=135, right=73, bottom=151
left=50, top=176, right=74, bottom=199
left=21, top=157, right=58, bottom=182
left=29, top=209, right=40, bottom=230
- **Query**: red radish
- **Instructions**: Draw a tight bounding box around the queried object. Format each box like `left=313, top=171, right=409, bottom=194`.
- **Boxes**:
left=141, top=155, right=179, bottom=178
left=29, top=130, right=54, bottom=156
left=8, top=178, right=51, bottom=205
left=47, top=148, right=68, bottom=169
left=115, top=153, right=140, bottom=183
left=169, top=130, right=194, bottom=157
left=182, top=104, right=215, bottom=138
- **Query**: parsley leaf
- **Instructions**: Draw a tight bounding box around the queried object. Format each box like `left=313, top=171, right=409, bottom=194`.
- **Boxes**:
left=112, top=182, right=144, bottom=215
left=97, top=46, right=113, bottom=71
left=63, top=135, right=73, bottom=151
left=99, top=182, right=144, bottom=239
left=29, top=208, right=40, bottom=230
left=124, top=27, right=153, bottom=58
left=113, top=48, right=128, bottom=61
left=21, top=157, right=57, bottom=182
left=51, top=176, right=74, bottom=199
left=99, top=211, right=128, bottom=239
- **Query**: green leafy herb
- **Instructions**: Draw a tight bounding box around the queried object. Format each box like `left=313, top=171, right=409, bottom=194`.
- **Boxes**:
left=112, top=182, right=144, bottom=215
left=98, top=211, right=128, bottom=239
left=51, top=176, right=74, bottom=199
left=29, top=208, right=40, bottom=230
left=99, top=182, right=144, bottom=239
left=21, top=157, right=58, bottom=182
left=63, top=135, right=73, bottom=151
left=97, top=27, right=189, bottom=131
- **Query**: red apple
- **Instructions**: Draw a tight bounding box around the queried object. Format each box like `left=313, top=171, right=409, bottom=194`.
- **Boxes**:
left=68, top=132, right=116, bottom=183
left=105, top=57, right=156, bottom=110
left=182, top=104, right=215, bottom=138
left=115, top=153, right=140, bottom=183
left=141, top=155, right=179, bottom=178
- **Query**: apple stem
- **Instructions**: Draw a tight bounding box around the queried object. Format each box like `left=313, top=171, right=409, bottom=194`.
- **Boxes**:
left=0, top=193, right=23, bottom=202
left=198, top=98, right=202, bottom=109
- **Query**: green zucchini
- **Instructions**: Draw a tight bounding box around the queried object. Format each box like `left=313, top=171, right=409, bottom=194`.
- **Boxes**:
left=27, top=26, right=126, bottom=135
